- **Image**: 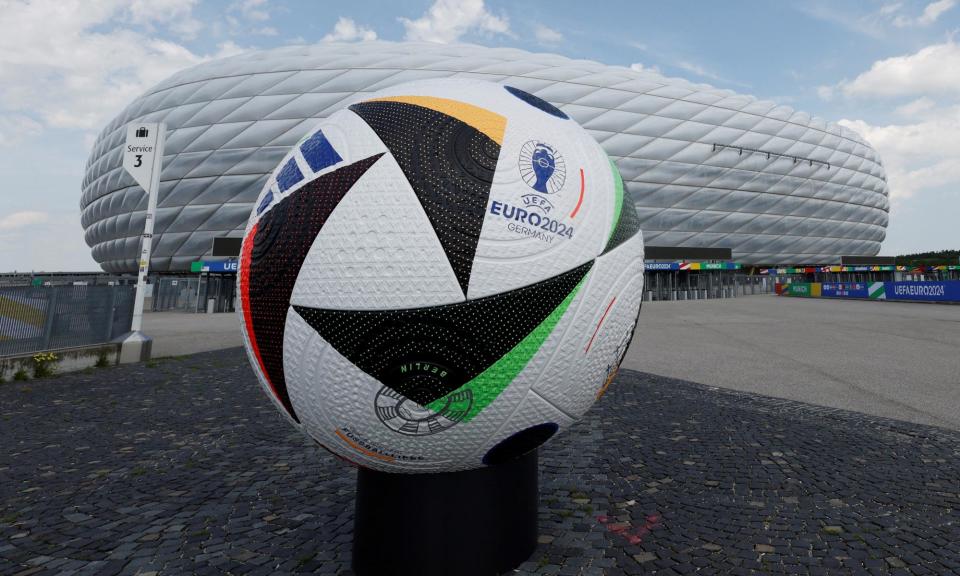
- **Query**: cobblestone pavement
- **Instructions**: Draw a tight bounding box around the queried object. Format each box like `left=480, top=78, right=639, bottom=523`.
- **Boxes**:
left=2, top=349, right=959, bottom=576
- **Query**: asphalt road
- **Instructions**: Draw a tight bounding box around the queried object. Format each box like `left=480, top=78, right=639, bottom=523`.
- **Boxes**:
left=144, top=310, right=243, bottom=358
left=143, top=295, right=960, bottom=431
left=623, top=295, right=960, bottom=431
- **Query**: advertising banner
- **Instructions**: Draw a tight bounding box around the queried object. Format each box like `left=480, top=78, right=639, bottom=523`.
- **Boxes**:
left=781, top=282, right=813, bottom=297
left=821, top=282, right=869, bottom=298
left=884, top=281, right=960, bottom=302
left=191, top=260, right=239, bottom=273
left=644, top=262, right=680, bottom=271
left=779, top=280, right=960, bottom=302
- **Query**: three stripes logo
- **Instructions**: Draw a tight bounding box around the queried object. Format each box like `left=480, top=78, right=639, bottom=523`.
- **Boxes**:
left=868, top=282, right=886, bottom=300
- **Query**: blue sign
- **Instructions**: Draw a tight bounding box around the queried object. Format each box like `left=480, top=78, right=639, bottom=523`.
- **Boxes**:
left=821, top=282, right=868, bottom=298
left=884, top=281, right=960, bottom=302
left=645, top=262, right=680, bottom=271
left=200, top=260, right=239, bottom=273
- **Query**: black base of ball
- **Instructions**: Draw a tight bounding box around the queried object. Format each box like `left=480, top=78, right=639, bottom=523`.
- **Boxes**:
left=352, top=449, right=539, bottom=576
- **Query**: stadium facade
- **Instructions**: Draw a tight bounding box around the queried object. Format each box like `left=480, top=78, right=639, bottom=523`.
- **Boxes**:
left=81, top=42, right=889, bottom=273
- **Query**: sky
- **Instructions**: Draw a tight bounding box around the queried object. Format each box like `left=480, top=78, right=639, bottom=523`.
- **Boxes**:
left=0, top=0, right=957, bottom=272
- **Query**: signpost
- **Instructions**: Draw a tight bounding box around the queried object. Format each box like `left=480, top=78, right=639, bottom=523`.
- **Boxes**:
left=118, top=122, right=166, bottom=362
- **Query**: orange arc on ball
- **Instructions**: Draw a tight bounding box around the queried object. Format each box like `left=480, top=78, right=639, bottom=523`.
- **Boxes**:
left=570, top=168, right=585, bottom=218
left=364, top=95, right=506, bottom=145
left=335, top=429, right=396, bottom=462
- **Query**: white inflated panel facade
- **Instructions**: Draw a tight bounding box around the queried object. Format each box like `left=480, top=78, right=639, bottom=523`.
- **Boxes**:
left=81, top=42, right=889, bottom=272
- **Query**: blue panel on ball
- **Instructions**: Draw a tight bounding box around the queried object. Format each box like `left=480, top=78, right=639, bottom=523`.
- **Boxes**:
left=276, top=158, right=304, bottom=193
left=300, top=129, right=343, bottom=173
left=504, top=86, right=568, bottom=119
left=256, top=190, right=274, bottom=215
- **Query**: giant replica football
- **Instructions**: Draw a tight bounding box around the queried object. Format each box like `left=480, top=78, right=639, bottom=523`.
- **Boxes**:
left=238, top=79, right=644, bottom=473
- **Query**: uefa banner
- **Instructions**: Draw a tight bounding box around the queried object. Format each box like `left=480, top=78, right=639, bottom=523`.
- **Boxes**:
left=779, top=281, right=960, bottom=303
left=876, top=281, right=960, bottom=302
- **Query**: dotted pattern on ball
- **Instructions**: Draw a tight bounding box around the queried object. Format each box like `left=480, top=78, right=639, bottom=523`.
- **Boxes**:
left=348, top=101, right=500, bottom=296
left=243, top=154, right=383, bottom=421
left=603, top=189, right=642, bottom=254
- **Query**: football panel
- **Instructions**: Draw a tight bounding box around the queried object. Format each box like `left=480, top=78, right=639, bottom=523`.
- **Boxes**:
left=467, top=108, right=614, bottom=299
left=602, top=159, right=642, bottom=254
left=472, top=389, right=574, bottom=465
left=290, top=261, right=593, bottom=408
left=348, top=99, right=501, bottom=296
left=290, top=149, right=464, bottom=310
left=239, top=154, right=383, bottom=422
left=530, top=228, right=645, bottom=418
left=252, top=108, right=388, bottom=218
left=284, top=308, right=493, bottom=473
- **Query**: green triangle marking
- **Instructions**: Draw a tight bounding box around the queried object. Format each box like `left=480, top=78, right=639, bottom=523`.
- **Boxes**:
left=426, top=273, right=589, bottom=423
left=608, top=158, right=624, bottom=241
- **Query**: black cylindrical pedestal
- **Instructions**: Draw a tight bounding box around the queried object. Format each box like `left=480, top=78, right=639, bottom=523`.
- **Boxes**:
left=353, top=449, right=539, bottom=576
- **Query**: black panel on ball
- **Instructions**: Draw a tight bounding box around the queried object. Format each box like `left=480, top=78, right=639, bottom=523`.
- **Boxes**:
left=292, top=261, right=592, bottom=406
left=602, top=191, right=642, bottom=254
left=349, top=100, right=500, bottom=296
left=353, top=449, right=539, bottom=576
left=244, top=154, right=382, bottom=421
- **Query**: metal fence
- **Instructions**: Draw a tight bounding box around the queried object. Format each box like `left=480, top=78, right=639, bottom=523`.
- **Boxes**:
left=643, top=272, right=775, bottom=301
left=151, top=276, right=202, bottom=312
left=150, top=275, right=236, bottom=313
left=0, top=285, right=135, bottom=357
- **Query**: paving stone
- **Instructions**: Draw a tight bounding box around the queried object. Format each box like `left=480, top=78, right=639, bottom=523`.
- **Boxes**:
left=1, top=349, right=959, bottom=575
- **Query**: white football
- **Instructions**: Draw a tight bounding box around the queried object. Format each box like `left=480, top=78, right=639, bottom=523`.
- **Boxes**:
left=238, top=79, right=644, bottom=472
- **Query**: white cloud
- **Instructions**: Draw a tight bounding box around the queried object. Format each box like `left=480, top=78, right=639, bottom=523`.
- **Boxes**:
left=893, top=0, right=955, bottom=26
left=0, top=211, right=97, bottom=271
left=533, top=24, right=563, bottom=45
left=817, top=85, right=835, bottom=100
left=833, top=39, right=960, bottom=214
left=896, top=96, right=937, bottom=117
left=880, top=3, right=903, bottom=16
left=253, top=26, right=278, bottom=36
left=233, top=0, right=271, bottom=22
left=630, top=62, right=661, bottom=74
left=0, top=115, right=42, bottom=147
left=322, top=17, right=378, bottom=42
left=840, top=40, right=960, bottom=98
left=675, top=60, right=751, bottom=88
left=0, top=211, right=48, bottom=231
left=400, top=0, right=510, bottom=44
left=0, top=0, right=247, bottom=140
left=840, top=105, right=960, bottom=201
left=127, top=0, right=202, bottom=39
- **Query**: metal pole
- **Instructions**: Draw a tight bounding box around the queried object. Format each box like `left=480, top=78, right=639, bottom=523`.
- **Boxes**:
left=130, top=126, right=165, bottom=334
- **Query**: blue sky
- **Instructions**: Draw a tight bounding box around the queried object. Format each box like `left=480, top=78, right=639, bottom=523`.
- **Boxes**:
left=0, top=0, right=957, bottom=271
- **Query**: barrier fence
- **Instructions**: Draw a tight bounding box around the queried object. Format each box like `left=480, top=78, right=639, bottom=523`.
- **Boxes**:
left=643, top=273, right=774, bottom=301
left=0, top=285, right=136, bottom=357
left=776, top=281, right=960, bottom=303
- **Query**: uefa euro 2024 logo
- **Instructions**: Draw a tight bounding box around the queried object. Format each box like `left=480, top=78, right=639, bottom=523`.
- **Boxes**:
left=519, top=140, right=566, bottom=213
